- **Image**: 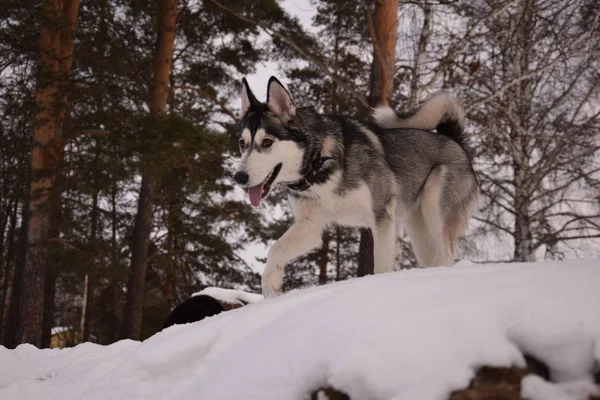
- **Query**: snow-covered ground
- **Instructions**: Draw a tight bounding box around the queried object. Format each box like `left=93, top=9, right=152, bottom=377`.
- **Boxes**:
left=193, top=287, right=264, bottom=304
left=1, top=260, right=599, bottom=400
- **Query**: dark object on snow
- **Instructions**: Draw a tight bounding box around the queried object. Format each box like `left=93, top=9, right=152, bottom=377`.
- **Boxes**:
left=310, top=355, right=600, bottom=400
left=311, top=387, right=350, bottom=400
left=161, top=295, right=224, bottom=330
left=447, top=354, right=595, bottom=400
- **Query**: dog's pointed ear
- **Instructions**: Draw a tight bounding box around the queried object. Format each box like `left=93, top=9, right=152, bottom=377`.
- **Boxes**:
left=241, top=78, right=259, bottom=116
left=267, top=76, right=295, bottom=122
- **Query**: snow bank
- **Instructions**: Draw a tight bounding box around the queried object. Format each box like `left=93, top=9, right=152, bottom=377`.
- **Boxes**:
left=193, top=287, right=264, bottom=304
left=1, top=260, right=599, bottom=400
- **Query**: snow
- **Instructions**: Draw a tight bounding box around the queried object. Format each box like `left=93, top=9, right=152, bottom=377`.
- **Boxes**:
left=49, top=327, right=70, bottom=335
left=193, top=287, right=264, bottom=304
left=1, top=259, right=599, bottom=400
left=521, top=375, right=599, bottom=400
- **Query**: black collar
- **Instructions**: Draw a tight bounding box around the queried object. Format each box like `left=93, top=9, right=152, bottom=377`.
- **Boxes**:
left=286, top=157, right=333, bottom=192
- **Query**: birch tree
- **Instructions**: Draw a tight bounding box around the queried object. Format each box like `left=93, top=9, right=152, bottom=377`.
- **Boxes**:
left=446, top=0, right=600, bottom=261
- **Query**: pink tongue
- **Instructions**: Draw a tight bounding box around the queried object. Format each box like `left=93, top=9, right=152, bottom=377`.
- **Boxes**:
left=248, top=182, right=265, bottom=207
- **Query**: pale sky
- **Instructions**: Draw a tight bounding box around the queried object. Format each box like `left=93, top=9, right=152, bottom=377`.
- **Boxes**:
left=234, top=1, right=600, bottom=273
left=235, top=0, right=316, bottom=274
left=244, top=0, right=316, bottom=97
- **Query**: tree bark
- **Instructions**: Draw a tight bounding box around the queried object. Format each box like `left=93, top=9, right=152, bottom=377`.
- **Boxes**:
left=108, top=143, right=121, bottom=343
left=6, top=0, right=79, bottom=348
left=510, top=0, right=536, bottom=262
left=163, top=199, right=179, bottom=310
left=3, top=203, right=28, bottom=348
left=366, top=0, right=398, bottom=107
left=318, top=231, right=330, bottom=285
left=357, top=230, right=374, bottom=277
left=408, top=3, right=431, bottom=109
left=163, top=229, right=175, bottom=309
left=335, top=228, right=341, bottom=281
left=41, top=157, right=64, bottom=348
left=41, top=0, right=80, bottom=349
left=121, top=0, right=178, bottom=340
left=0, top=201, right=18, bottom=342
left=359, top=0, right=398, bottom=277
left=121, top=175, right=157, bottom=340
left=81, top=159, right=99, bottom=342
left=0, top=199, right=11, bottom=287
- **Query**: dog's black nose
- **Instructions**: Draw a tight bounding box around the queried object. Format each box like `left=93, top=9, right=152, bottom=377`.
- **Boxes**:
left=233, top=171, right=249, bottom=185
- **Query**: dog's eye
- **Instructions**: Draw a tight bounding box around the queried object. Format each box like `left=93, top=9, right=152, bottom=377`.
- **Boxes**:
left=262, top=139, right=273, bottom=148
left=239, top=139, right=245, bottom=148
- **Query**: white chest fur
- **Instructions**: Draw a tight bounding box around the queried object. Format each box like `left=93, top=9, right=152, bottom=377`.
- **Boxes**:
left=288, top=172, right=374, bottom=228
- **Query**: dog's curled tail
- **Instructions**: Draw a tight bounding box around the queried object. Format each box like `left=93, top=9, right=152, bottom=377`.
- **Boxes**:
left=371, top=93, right=466, bottom=146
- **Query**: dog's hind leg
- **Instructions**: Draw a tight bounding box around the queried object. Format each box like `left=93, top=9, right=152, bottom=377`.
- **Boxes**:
left=443, top=189, right=477, bottom=262
left=394, top=216, right=405, bottom=267
left=443, top=212, right=466, bottom=262
left=408, top=165, right=454, bottom=267
left=406, top=209, right=435, bottom=267
left=262, top=219, right=325, bottom=296
left=373, top=197, right=397, bottom=274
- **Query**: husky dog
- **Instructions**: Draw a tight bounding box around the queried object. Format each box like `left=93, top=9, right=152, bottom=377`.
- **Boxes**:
left=234, top=77, right=477, bottom=296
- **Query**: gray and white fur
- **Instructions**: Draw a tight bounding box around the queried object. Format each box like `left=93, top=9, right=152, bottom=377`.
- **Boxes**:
left=234, top=77, right=478, bottom=296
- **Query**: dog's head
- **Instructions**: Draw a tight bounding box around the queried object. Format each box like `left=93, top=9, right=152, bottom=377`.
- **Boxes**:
left=233, top=77, right=306, bottom=207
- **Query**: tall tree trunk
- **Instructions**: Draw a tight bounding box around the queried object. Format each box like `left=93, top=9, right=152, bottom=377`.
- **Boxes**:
left=335, top=228, right=341, bottom=281
left=7, top=0, right=79, bottom=348
left=318, top=231, right=330, bottom=285
left=121, top=0, right=178, bottom=340
left=109, top=143, right=121, bottom=342
left=408, top=4, right=431, bottom=109
left=81, top=156, right=99, bottom=342
left=41, top=154, right=64, bottom=348
left=357, top=231, right=374, bottom=277
left=121, top=175, right=157, bottom=340
left=511, top=0, right=536, bottom=262
left=163, top=198, right=180, bottom=310
left=366, top=0, right=398, bottom=108
left=3, top=197, right=29, bottom=348
left=359, top=0, right=398, bottom=277
left=163, top=229, right=175, bottom=309
left=80, top=274, right=92, bottom=339
left=110, top=171, right=120, bottom=335
left=0, top=201, right=18, bottom=341
left=41, top=0, right=80, bottom=348
left=0, top=199, right=12, bottom=285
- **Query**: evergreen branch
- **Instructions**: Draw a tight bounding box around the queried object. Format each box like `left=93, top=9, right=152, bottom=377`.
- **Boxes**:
left=46, top=237, right=83, bottom=252
left=74, top=129, right=108, bottom=137
left=231, top=251, right=258, bottom=275
left=149, top=249, right=202, bottom=260
left=207, top=0, right=370, bottom=109
left=170, top=85, right=237, bottom=121
left=150, top=248, right=257, bottom=276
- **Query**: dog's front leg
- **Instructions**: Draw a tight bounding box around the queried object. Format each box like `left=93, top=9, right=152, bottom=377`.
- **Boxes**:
left=373, top=197, right=397, bottom=274
left=262, top=219, right=324, bottom=297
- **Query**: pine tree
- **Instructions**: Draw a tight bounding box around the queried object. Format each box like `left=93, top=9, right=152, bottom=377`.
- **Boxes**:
left=358, top=0, right=398, bottom=277
left=3, top=0, right=80, bottom=348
